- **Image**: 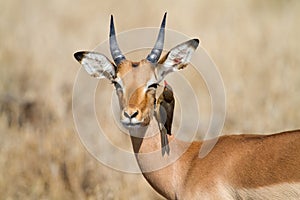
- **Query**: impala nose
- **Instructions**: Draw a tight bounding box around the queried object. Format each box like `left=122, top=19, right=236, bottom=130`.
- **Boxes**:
left=123, top=109, right=139, bottom=119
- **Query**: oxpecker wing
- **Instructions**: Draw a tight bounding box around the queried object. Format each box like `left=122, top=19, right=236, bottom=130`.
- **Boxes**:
left=158, top=80, right=175, bottom=135
left=155, top=80, right=175, bottom=155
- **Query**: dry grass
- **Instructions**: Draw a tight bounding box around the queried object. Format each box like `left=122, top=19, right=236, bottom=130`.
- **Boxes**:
left=0, top=0, right=300, bottom=199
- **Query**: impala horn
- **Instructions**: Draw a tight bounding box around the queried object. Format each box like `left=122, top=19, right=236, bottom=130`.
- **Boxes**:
left=146, top=12, right=167, bottom=63
left=109, top=15, right=126, bottom=66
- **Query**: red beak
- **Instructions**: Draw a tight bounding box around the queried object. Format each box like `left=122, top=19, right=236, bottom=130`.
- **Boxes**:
left=164, top=80, right=168, bottom=86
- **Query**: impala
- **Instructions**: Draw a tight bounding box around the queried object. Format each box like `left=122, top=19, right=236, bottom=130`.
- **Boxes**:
left=74, top=13, right=300, bottom=199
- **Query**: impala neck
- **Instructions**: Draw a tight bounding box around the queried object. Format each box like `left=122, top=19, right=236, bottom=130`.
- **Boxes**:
left=129, top=119, right=161, bottom=154
left=129, top=118, right=187, bottom=168
left=129, top=119, right=195, bottom=199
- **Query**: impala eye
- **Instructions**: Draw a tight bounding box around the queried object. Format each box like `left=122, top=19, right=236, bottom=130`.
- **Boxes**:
left=112, top=81, right=122, bottom=91
left=147, top=83, right=159, bottom=89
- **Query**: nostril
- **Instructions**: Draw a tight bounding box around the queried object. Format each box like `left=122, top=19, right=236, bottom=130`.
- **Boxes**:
left=131, top=110, right=139, bottom=118
left=124, top=111, right=131, bottom=119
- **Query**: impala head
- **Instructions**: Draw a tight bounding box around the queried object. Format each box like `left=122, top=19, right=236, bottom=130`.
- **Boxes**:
left=74, top=13, right=199, bottom=128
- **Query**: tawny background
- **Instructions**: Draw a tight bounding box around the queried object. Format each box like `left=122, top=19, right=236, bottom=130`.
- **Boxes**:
left=0, top=0, right=299, bottom=199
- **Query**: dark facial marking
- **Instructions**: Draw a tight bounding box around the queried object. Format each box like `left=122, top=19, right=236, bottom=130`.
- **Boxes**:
left=132, top=62, right=139, bottom=68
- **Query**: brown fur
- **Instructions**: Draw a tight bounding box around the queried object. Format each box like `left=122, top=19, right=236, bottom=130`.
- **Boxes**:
left=130, top=121, right=300, bottom=199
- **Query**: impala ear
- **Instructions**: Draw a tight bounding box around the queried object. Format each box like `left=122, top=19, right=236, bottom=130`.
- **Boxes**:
left=156, top=39, right=199, bottom=82
left=74, top=51, right=116, bottom=80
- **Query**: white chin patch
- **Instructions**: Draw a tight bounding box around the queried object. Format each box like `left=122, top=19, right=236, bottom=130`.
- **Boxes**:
left=121, top=118, right=143, bottom=128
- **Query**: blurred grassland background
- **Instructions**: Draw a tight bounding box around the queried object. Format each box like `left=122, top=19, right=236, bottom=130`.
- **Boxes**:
left=1, top=0, right=300, bottom=199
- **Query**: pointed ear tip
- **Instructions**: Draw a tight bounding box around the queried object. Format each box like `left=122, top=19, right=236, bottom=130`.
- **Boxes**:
left=74, top=51, right=85, bottom=62
left=192, top=38, right=200, bottom=48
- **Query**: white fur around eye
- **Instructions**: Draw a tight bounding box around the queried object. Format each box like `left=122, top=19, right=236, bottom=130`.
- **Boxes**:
left=144, top=79, right=158, bottom=93
left=146, top=80, right=156, bottom=88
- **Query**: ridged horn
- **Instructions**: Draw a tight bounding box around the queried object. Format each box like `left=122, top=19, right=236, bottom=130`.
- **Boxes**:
left=109, top=15, right=126, bottom=66
left=146, top=12, right=167, bottom=63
